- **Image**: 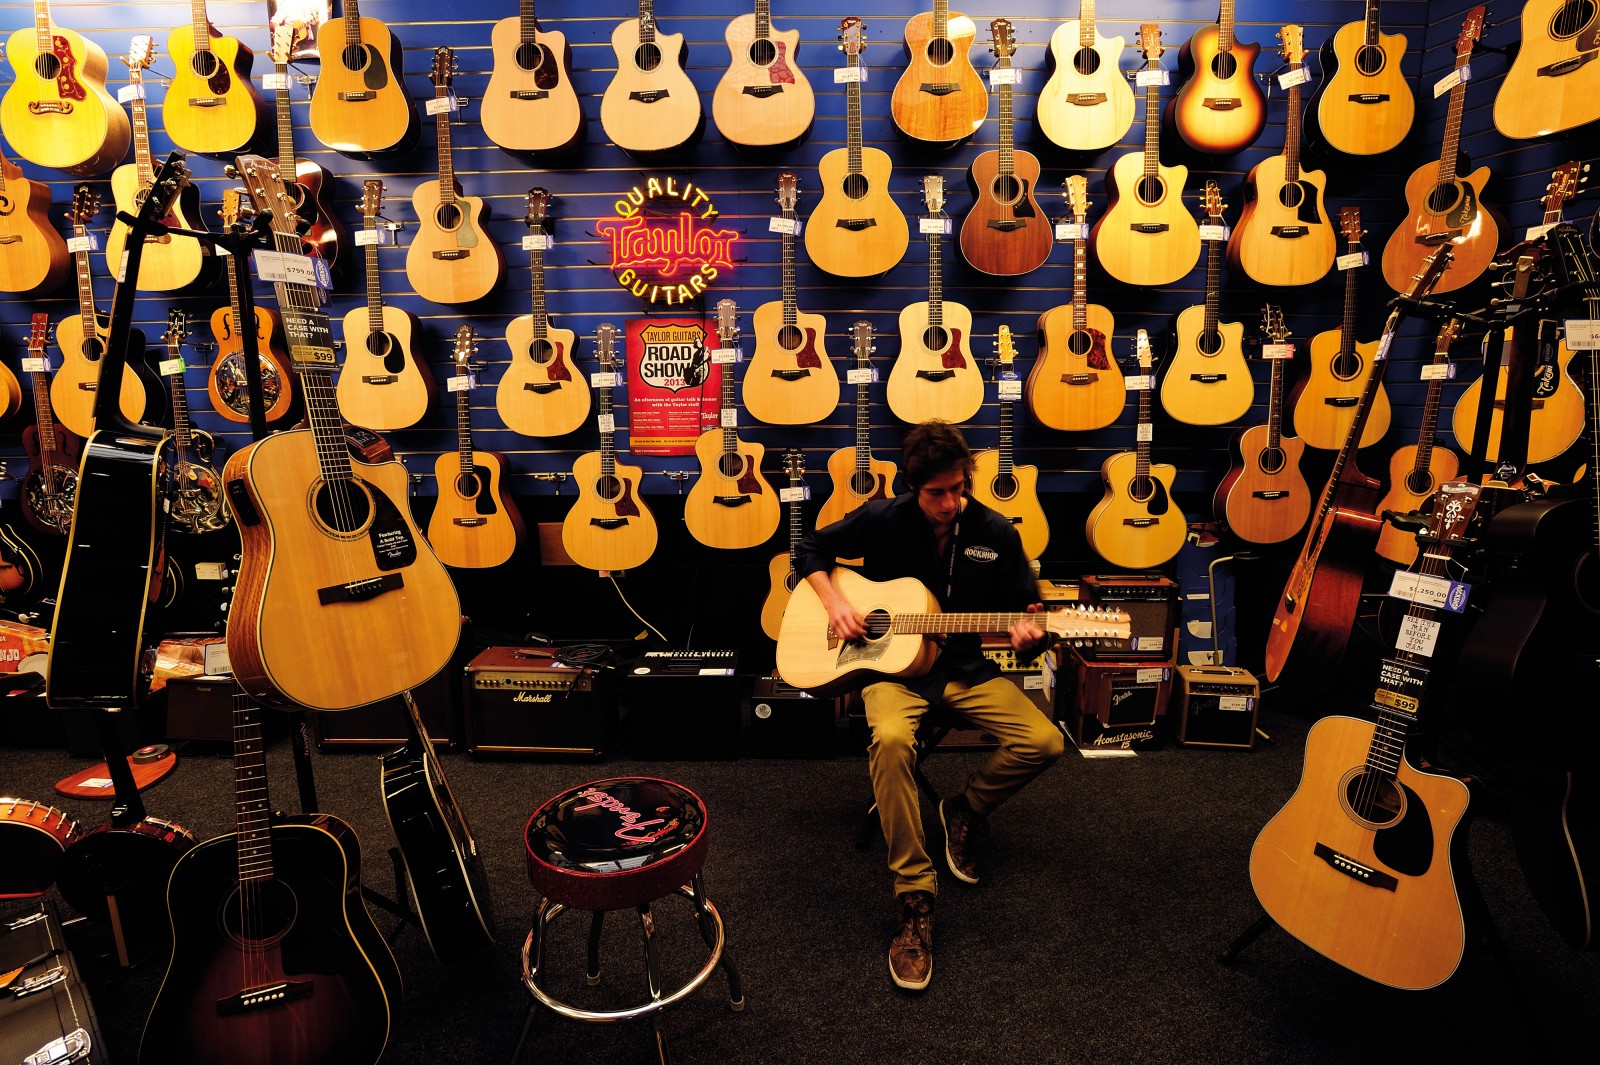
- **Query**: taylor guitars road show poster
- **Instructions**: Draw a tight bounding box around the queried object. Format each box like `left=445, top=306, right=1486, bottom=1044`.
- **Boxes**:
left=625, top=317, right=720, bottom=456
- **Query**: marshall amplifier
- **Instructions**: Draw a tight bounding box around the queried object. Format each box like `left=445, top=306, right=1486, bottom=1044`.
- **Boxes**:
left=747, top=675, right=839, bottom=758
left=1078, top=574, right=1180, bottom=661
left=622, top=650, right=741, bottom=760
left=1057, top=646, right=1173, bottom=751
left=463, top=646, right=618, bottom=757
left=1174, top=666, right=1260, bottom=750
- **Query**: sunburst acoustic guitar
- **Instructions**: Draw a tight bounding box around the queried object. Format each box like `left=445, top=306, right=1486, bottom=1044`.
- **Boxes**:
left=1167, top=0, right=1265, bottom=156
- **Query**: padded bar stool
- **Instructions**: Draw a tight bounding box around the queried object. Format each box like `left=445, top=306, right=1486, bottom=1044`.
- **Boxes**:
left=510, top=777, right=744, bottom=1065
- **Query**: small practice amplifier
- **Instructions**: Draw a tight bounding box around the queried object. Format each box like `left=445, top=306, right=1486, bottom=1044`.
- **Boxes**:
left=747, top=675, right=838, bottom=758
left=1174, top=666, right=1260, bottom=750
left=623, top=650, right=740, bottom=759
left=1057, top=647, right=1173, bottom=751
left=1079, top=574, right=1180, bottom=660
left=462, top=646, right=617, bottom=757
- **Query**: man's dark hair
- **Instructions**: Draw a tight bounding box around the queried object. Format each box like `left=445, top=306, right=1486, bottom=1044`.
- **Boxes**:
left=902, top=420, right=974, bottom=489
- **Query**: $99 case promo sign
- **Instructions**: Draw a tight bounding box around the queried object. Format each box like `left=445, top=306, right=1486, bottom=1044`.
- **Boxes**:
left=624, top=318, right=720, bottom=456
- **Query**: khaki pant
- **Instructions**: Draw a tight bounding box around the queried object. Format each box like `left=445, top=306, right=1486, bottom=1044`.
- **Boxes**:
left=862, top=675, right=1065, bottom=897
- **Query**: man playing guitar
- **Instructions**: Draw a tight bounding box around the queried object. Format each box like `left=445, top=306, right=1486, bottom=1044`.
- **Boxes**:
left=795, top=420, right=1060, bottom=991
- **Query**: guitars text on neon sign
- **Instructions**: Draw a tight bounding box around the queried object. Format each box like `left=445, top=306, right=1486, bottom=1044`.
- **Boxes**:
left=598, top=176, right=739, bottom=305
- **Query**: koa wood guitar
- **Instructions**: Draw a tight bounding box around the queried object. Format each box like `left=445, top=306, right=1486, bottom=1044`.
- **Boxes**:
left=887, top=175, right=981, bottom=425
left=685, top=299, right=780, bottom=550
left=498, top=188, right=590, bottom=437
left=818, top=320, right=897, bottom=534
left=1494, top=0, right=1600, bottom=139
left=340, top=179, right=433, bottom=432
left=224, top=155, right=461, bottom=713
left=1380, top=7, right=1498, bottom=295
left=141, top=694, right=402, bottom=1065
left=1309, top=1, right=1414, bottom=156
left=600, top=0, right=702, bottom=155
left=890, top=0, right=987, bottom=144
left=164, top=0, right=264, bottom=156
left=1163, top=180, right=1251, bottom=427
left=713, top=1, right=815, bottom=150
left=160, top=310, right=230, bottom=535
left=1085, top=330, right=1187, bottom=571
left=1292, top=207, right=1391, bottom=451
left=762, top=449, right=808, bottom=641
left=746, top=172, right=838, bottom=425
left=382, top=690, right=494, bottom=963
left=484, top=0, right=585, bottom=154
left=1030, top=175, right=1124, bottom=432
left=1092, top=25, right=1200, bottom=288
left=1167, top=0, right=1265, bottom=156
left=1265, top=246, right=1453, bottom=684
left=562, top=322, right=658, bottom=573
left=777, top=568, right=1130, bottom=696
left=0, top=134, right=69, bottom=296
left=428, top=325, right=525, bottom=570
left=1227, top=26, right=1333, bottom=288
left=19, top=313, right=79, bottom=536
left=1375, top=318, right=1461, bottom=566
left=50, top=185, right=150, bottom=440
left=971, top=325, right=1048, bottom=560
left=407, top=47, right=505, bottom=306
left=266, top=21, right=345, bottom=271
left=45, top=153, right=186, bottom=712
left=106, top=35, right=216, bottom=295
left=960, top=19, right=1050, bottom=278
left=1, top=0, right=131, bottom=175
left=207, top=187, right=294, bottom=425
left=1037, top=1, right=1134, bottom=152
left=307, top=0, right=418, bottom=157
left=1252, top=480, right=1479, bottom=990
left=807, top=19, right=909, bottom=278
left=1215, top=306, right=1310, bottom=545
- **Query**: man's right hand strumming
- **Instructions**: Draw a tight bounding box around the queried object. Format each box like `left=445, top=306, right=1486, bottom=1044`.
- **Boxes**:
left=807, top=571, right=867, bottom=640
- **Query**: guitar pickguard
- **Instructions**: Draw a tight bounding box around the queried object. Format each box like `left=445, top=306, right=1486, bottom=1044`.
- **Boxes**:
left=940, top=328, right=967, bottom=369
left=734, top=454, right=765, bottom=496
left=359, top=46, right=391, bottom=92
left=793, top=327, right=823, bottom=369
left=768, top=43, right=796, bottom=85
left=1371, top=780, right=1436, bottom=877
left=543, top=340, right=572, bottom=381
left=366, top=485, right=420, bottom=570
left=836, top=637, right=891, bottom=669
left=51, top=37, right=86, bottom=102
left=1085, top=328, right=1109, bottom=371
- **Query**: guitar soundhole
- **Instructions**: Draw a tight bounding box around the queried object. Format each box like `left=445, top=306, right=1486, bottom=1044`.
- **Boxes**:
left=991, top=474, right=1018, bottom=501
left=990, top=175, right=1022, bottom=207
left=1405, top=470, right=1436, bottom=496
left=862, top=609, right=893, bottom=639
left=1136, top=175, right=1166, bottom=207
left=434, top=202, right=463, bottom=233
left=312, top=478, right=374, bottom=536
left=1354, top=44, right=1388, bottom=76
left=33, top=53, right=61, bottom=80
left=1128, top=476, right=1155, bottom=505
left=221, top=880, right=298, bottom=949
left=850, top=470, right=876, bottom=496
left=597, top=474, right=623, bottom=503
left=1197, top=329, right=1224, bottom=357
left=1211, top=51, right=1238, bottom=81
left=926, top=39, right=954, bottom=66
left=340, top=43, right=371, bottom=74
left=455, top=470, right=483, bottom=499
left=717, top=453, right=745, bottom=480
left=784, top=571, right=799, bottom=593
left=1072, top=47, right=1101, bottom=77
left=1067, top=330, right=1095, bottom=358
left=778, top=325, right=805, bottom=351
left=1341, top=768, right=1405, bottom=829
left=1258, top=447, right=1286, bottom=476
left=1552, top=1, right=1597, bottom=39
left=635, top=43, right=662, bottom=73
left=530, top=338, right=556, bottom=366
left=365, top=330, right=393, bottom=360
left=1426, top=181, right=1463, bottom=216
left=1332, top=349, right=1364, bottom=382
left=922, top=326, right=950, bottom=353
left=190, top=51, right=221, bottom=79
left=82, top=335, right=104, bottom=363
left=842, top=173, right=869, bottom=202
left=749, top=39, right=777, bottom=66
left=0, top=191, right=14, bottom=213
left=1277, top=183, right=1306, bottom=211
left=515, top=42, right=547, bottom=72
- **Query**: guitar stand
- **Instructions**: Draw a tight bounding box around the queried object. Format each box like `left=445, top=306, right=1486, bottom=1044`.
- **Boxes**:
left=363, top=847, right=423, bottom=946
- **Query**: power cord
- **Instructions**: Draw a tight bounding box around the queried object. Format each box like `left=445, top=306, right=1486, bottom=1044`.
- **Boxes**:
left=606, top=573, right=668, bottom=644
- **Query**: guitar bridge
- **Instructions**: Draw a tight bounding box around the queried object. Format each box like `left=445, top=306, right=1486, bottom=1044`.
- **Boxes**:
left=1063, top=373, right=1097, bottom=385
left=590, top=517, right=629, bottom=529
left=318, top=573, right=404, bottom=605
left=432, top=249, right=469, bottom=260
left=629, top=89, right=670, bottom=104
left=27, top=101, right=72, bottom=115
left=1270, top=225, right=1308, bottom=238
left=188, top=97, right=223, bottom=108
left=713, top=495, right=753, bottom=509
left=1540, top=52, right=1597, bottom=77
left=1252, top=490, right=1290, bottom=500
left=1348, top=93, right=1391, bottom=104
left=1189, top=373, right=1228, bottom=383
left=1324, top=397, right=1358, bottom=408
left=919, top=83, right=958, bottom=96
left=916, top=369, right=956, bottom=382
left=452, top=517, right=487, bottom=527
left=523, top=382, right=561, bottom=394
left=511, top=89, right=550, bottom=100
left=742, top=86, right=784, bottom=99
left=1131, top=222, right=1170, bottom=234
left=1068, top=93, right=1108, bottom=106
left=1202, top=98, right=1240, bottom=110
left=215, top=979, right=315, bottom=1015
left=986, top=219, right=1025, bottom=231
left=836, top=218, right=878, bottom=231
left=1121, top=518, right=1158, bottom=528
left=338, top=91, right=375, bottom=102
left=772, top=369, right=811, bottom=380
left=361, top=375, right=397, bottom=385
left=1312, top=842, right=1398, bottom=891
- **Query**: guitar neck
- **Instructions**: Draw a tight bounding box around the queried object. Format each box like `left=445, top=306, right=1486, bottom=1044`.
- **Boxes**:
left=1364, top=0, right=1382, bottom=47
left=520, top=0, right=540, bottom=43
left=1413, top=337, right=1452, bottom=472
left=1437, top=52, right=1471, bottom=184
left=927, top=228, right=944, bottom=326
left=1134, top=372, right=1153, bottom=483
left=780, top=213, right=798, bottom=324
left=1337, top=243, right=1360, bottom=361
left=29, top=364, right=61, bottom=459
left=1071, top=214, right=1088, bottom=330
left=1202, top=230, right=1223, bottom=341
left=1142, top=61, right=1162, bottom=177
left=933, top=0, right=950, bottom=40
left=756, top=0, right=772, bottom=40
left=891, top=611, right=1038, bottom=634
left=786, top=471, right=804, bottom=558
left=846, top=56, right=864, bottom=175
left=455, top=368, right=474, bottom=468
left=435, top=92, right=457, bottom=204
left=94, top=711, right=148, bottom=825
left=639, top=0, right=657, bottom=45
left=996, top=66, right=1014, bottom=177
left=1284, top=76, right=1302, bottom=184
left=1266, top=355, right=1286, bottom=451
left=854, top=354, right=871, bottom=471
left=32, top=1, right=51, bottom=58
left=232, top=697, right=275, bottom=883
left=189, top=0, right=213, bottom=55
left=275, top=61, right=298, bottom=174
left=344, top=0, right=364, bottom=44
left=1080, top=0, right=1097, bottom=44
left=129, top=66, right=155, bottom=184
left=363, top=220, right=385, bottom=332
left=719, top=335, right=737, bottom=454
left=529, top=243, right=548, bottom=339
left=997, top=371, right=1015, bottom=478
left=596, top=374, right=616, bottom=476
left=169, top=348, right=195, bottom=452
left=72, top=232, right=97, bottom=341
left=1218, top=0, right=1237, bottom=52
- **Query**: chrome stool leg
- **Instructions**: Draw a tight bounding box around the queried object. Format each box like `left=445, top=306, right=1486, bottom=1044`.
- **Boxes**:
left=637, top=903, right=672, bottom=1065
left=688, top=873, right=744, bottom=1008
left=587, top=910, right=605, bottom=986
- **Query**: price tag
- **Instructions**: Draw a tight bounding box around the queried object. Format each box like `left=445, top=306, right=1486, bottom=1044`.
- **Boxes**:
left=1433, top=64, right=1470, bottom=98
left=768, top=216, right=801, bottom=236
left=997, top=378, right=1022, bottom=401
left=988, top=67, right=1019, bottom=87
left=22, top=357, right=49, bottom=374
left=590, top=371, right=620, bottom=388
left=1565, top=319, right=1600, bottom=349
left=159, top=358, right=186, bottom=377
left=597, top=413, right=616, bottom=433
left=1387, top=570, right=1471, bottom=613
left=846, top=367, right=878, bottom=384
left=116, top=251, right=130, bottom=283
left=521, top=233, right=554, bottom=251
left=1375, top=332, right=1394, bottom=361
left=1277, top=67, right=1309, bottom=89
left=779, top=485, right=811, bottom=503
left=1197, top=223, right=1229, bottom=242
left=834, top=65, right=867, bottom=84
left=261, top=72, right=290, bottom=91
left=1218, top=695, right=1253, bottom=712
left=66, top=234, right=98, bottom=254
left=1135, top=69, right=1170, bottom=87
left=424, top=92, right=460, bottom=115
left=1054, top=222, right=1089, bottom=241
left=1525, top=223, right=1556, bottom=242
left=1134, top=666, right=1167, bottom=684
left=919, top=217, right=953, bottom=235
left=1335, top=250, right=1369, bottom=271
left=254, top=249, right=321, bottom=286
left=447, top=373, right=476, bottom=392
left=1125, top=375, right=1152, bottom=391
left=354, top=227, right=394, bottom=247
left=1419, top=362, right=1457, bottom=381
left=117, top=84, right=146, bottom=103
left=710, top=347, right=741, bottom=364
left=1135, top=422, right=1153, bottom=442
left=1261, top=343, right=1294, bottom=361
left=1396, top=612, right=1442, bottom=656
left=720, top=408, right=738, bottom=428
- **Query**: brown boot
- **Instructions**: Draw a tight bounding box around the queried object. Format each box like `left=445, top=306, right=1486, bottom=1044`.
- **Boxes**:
left=940, top=795, right=988, bottom=885
left=889, top=890, right=934, bottom=990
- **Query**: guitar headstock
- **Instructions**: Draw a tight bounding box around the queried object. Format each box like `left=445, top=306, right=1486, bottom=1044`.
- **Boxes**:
left=138, top=153, right=190, bottom=234
left=269, top=20, right=305, bottom=66
left=1429, top=480, right=1482, bottom=549
left=784, top=447, right=806, bottom=481
left=990, top=18, right=1016, bottom=62
left=595, top=323, right=619, bottom=370
left=1458, top=7, right=1486, bottom=59
left=1338, top=205, right=1364, bottom=248
left=995, top=324, right=1015, bottom=370
left=839, top=17, right=865, bottom=59
left=361, top=179, right=385, bottom=221
left=1436, top=316, right=1462, bottom=350
left=1278, top=24, right=1305, bottom=66
left=29, top=313, right=48, bottom=356
left=237, top=155, right=298, bottom=247
left=1544, top=161, right=1587, bottom=220
left=1134, top=328, right=1152, bottom=372
left=1260, top=305, right=1289, bottom=345
left=525, top=187, right=552, bottom=230
left=163, top=308, right=188, bottom=351
left=775, top=171, right=799, bottom=213
left=68, top=184, right=100, bottom=227
left=852, top=319, right=875, bottom=362
left=125, top=33, right=155, bottom=72
left=1202, top=179, right=1225, bottom=223
left=1139, top=24, right=1164, bottom=64
left=1064, top=174, right=1089, bottom=222
left=716, top=298, right=739, bottom=348
left=454, top=323, right=478, bottom=370
left=431, top=46, right=456, bottom=91
left=923, top=175, right=946, bottom=217
left=1042, top=604, right=1133, bottom=642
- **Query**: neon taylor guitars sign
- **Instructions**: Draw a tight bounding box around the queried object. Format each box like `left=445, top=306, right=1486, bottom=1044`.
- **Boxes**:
left=597, top=176, right=739, bottom=305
